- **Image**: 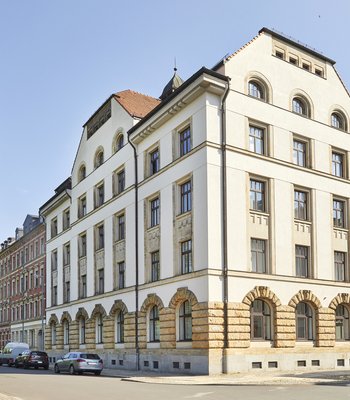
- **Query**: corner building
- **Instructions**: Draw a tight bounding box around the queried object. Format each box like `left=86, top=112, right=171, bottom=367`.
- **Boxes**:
left=41, top=28, right=350, bottom=374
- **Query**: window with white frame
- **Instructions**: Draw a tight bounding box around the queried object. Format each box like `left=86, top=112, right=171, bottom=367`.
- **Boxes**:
left=150, top=197, right=160, bottom=227
left=335, top=251, right=346, bottom=282
left=251, top=239, right=266, bottom=273
left=79, top=317, right=86, bottom=344
left=149, top=306, right=160, bottom=342
left=295, top=245, right=309, bottom=278
left=250, top=179, right=266, bottom=212
left=78, top=233, right=87, bottom=258
left=296, top=302, right=314, bottom=340
left=63, top=243, right=70, bottom=266
left=179, top=301, right=192, bottom=341
left=181, top=240, right=192, bottom=274
left=294, top=190, right=308, bottom=220
left=96, top=314, right=103, bottom=344
left=332, top=151, right=345, bottom=178
left=51, top=218, right=58, bottom=238
left=95, top=224, right=104, bottom=250
left=78, top=195, right=87, bottom=218
left=118, top=262, right=125, bottom=289
left=149, top=148, right=160, bottom=175
left=115, top=311, right=124, bottom=343
left=180, top=180, right=192, bottom=214
left=63, top=208, right=70, bottom=231
left=115, top=213, right=125, bottom=241
left=331, top=112, right=346, bottom=131
left=335, top=305, right=350, bottom=341
left=249, top=125, right=265, bottom=155
left=250, top=299, right=271, bottom=340
left=179, top=126, right=191, bottom=156
left=293, top=138, right=308, bottom=167
left=333, top=199, right=345, bottom=228
left=248, top=80, right=265, bottom=100
left=63, top=320, right=69, bottom=345
left=94, top=182, right=104, bottom=208
left=151, top=251, right=160, bottom=282
left=51, top=322, right=57, bottom=346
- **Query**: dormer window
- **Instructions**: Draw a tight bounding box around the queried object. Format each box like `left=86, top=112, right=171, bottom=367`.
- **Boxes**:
left=248, top=81, right=265, bottom=100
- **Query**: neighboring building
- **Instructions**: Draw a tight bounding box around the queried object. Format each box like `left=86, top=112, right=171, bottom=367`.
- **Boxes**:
left=0, top=216, right=46, bottom=350
left=41, top=28, right=350, bottom=374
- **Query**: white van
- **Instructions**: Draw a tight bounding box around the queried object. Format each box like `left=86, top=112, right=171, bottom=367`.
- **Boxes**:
left=0, top=342, right=30, bottom=366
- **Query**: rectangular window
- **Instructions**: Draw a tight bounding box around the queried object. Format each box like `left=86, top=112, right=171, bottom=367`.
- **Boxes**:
left=294, top=190, right=308, bottom=220
left=150, top=148, right=160, bottom=175
left=78, top=196, right=87, bottom=218
left=98, top=269, right=104, bottom=294
left=63, top=209, right=70, bottom=231
left=293, top=139, right=307, bottom=167
left=181, top=240, right=192, bottom=274
left=52, top=286, right=57, bottom=306
left=95, top=182, right=104, bottom=208
left=79, top=234, right=87, bottom=258
left=96, top=225, right=104, bottom=250
left=150, top=197, right=160, bottom=227
left=250, top=179, right=266, bottom=212
left=51, top=218, right=58, bottom=238
left=116, top=214, right=125, bottom=241
left=118, top=262, right=125, bottom=289
left=296, top=245, right=309, bottom=278
left=117, top=169, right=125, bottom=194
left=80, top=275, right=87, bottom=298
left=332, top=151, right=345, bottom=178
left=180, top=181, right=192, bottom=214
left=64, top=281, right=70, bottom=303
left=335, top=251, right=346, bottom=282
left=249, top=125, right=265, bottom=155
left=179, top=126, right=191, bottom=156
left=333, top=199, right=345, bottom=228
left=51, top=250, right=58, bottom=271
left=151, top=251, right=160, bottom=282
left=63, top=243, right=70, bottom=266
left=251, top=239, right=266, bottom=273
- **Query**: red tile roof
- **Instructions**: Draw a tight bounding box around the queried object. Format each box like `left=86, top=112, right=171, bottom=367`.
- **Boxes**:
left=114, top=90, right=160, bottom=119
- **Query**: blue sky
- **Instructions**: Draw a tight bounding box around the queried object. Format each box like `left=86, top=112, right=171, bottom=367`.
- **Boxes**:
left=0, top=0, right=349, bottom=240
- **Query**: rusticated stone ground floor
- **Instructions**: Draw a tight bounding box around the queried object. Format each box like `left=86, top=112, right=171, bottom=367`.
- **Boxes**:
left=45, top=286, right=350, bottom=374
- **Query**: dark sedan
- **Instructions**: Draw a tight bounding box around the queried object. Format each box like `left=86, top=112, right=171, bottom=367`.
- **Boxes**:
left=15, top=350, right=49, bottom=370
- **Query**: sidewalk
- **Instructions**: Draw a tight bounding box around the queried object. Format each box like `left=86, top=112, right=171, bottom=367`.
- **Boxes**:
left=101, top=367, right=350, bottom=385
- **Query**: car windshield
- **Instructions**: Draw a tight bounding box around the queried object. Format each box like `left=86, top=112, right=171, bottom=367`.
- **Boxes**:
left=80, top=354, right=100, bottom=360
left=31, top=352, right=47, bottom=356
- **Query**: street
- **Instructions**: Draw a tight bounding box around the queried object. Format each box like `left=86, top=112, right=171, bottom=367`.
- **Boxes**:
left=0, top=366, right=350, bottom=400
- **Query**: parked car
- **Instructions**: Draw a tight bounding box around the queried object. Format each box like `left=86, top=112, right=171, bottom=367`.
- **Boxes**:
left=0, top=342, right=30, bottom=366
left=14, top=350, right=49, bottom=370
left=54, top=352, right=103, bottom=375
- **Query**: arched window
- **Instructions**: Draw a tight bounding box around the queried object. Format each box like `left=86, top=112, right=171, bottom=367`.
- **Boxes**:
left=292, top=97, right=309, bottom=117
left=248, top=80, right=265, bottom=100
left=116, top=135, right=124, bottom=152
left=96, top=314, right=103, bottom=344
left=296, top=302, right=314, bottom=340
left=179, top=300, right=192, bottom=341
left=78, top=165, right=86, bottom=182
left=79, top=317, right=86, bottom=345
left=331, top=112, right=346, bottom=131
left=250, top=299, right=271, bottom=340
left=94, top=149, right=104, bottom=169
left=115, top=311, right=124, bottom=343
left=63, top=320, right=69, bottom=345
left=149, top=306, right=160, bottom=342
left=51, top=322, right=57, bottom=346
left=335, top=304, right=350, bottom=340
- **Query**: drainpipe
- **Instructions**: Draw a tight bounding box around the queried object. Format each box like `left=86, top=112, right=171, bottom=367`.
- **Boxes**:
left=221, top=78, right=230, bottom=373
left=127, top=134, right=140, bottom=371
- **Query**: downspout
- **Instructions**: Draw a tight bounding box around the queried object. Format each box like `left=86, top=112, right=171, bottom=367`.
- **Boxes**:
left=127, top=133, right=140, bottom=371
left=221, top=78, right=230, bottom=374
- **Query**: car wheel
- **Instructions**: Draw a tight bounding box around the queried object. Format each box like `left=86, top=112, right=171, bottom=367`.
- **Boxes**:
left=44, top=365, right=49, bottom=370
left=94, top=371, right=101, bottom=376
left=69, top=365, right=75, bottom=375
left=54, top=364, right=60, bottom=374
left=23, top=363, right=29, bottom=369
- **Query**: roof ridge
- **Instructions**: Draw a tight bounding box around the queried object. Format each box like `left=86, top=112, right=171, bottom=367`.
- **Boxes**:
left=224, top=32, right=263, bottom=63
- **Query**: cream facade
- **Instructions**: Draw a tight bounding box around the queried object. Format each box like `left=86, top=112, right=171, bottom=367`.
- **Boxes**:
left=41, top=28, right=350, bottom=374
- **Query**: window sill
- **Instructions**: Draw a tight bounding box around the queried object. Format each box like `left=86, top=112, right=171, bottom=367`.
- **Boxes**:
left=79, top=344, right=86, bottom=349
left=96, top=343, right=104, bottom=349
left=115, top=343, right=125, bottom=349
left=295, top=340, right=315, bottom=347
left=250, top=340, right=273, bottom=348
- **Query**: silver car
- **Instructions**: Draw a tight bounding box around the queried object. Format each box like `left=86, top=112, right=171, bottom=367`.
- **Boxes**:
left=54, top=352, right=103, bottom=375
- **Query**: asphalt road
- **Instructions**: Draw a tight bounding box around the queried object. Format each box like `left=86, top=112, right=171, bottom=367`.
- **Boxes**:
left=1, top=366, right=350, bottom=400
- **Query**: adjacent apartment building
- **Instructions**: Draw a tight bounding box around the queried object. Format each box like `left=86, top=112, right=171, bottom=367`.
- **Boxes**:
left=0, top=215, right=46, bottom=350
left=40, top=27, right=350, bottom=374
